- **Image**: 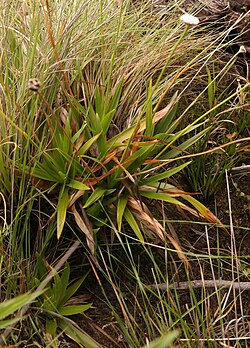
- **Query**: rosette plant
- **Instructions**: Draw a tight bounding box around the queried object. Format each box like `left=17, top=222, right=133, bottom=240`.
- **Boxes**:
left=23, top=77, right=223, bottom=262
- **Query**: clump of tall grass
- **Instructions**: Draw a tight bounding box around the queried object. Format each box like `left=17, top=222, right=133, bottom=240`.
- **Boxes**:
left=0, top=0, right=249, bottom=346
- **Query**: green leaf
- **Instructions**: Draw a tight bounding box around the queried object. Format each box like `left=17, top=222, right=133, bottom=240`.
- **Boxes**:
left=123, top=143, right=158, bottom=174
left=35, top=253, right=48, bottom=280
left=84, top=106, right=107, bottom=155
left=101, top=109, right=115, bottom=134
left=60, top=263, right=70, bottom=295
left=52, top=271, right=63, bottom=307
left=117, top=195, right=128, bottom=231
left=62, top=272, right=90, bottom=304
left=160, top=127, right=208, bottom=160
left=59, top=303, right=92, bottom=316
left=43, top=297, right=55, bottom=311
left=58, top=318, right=100, bottom=348
left=100, top=80, right=123, bottom=135
left=139, top=190, right=184, bottom=206
left=52, top=263, right=70, bottom=308
left=108, top=79, right=123, bottom=115
left=206, top=65, right=216, bottom=109
left=142, top=162, right=191, bottom=184
left=83, top=187, right=106, bottom=209
left=0, top=291, right=43, bottom=320
left=87, top=106, right=102, bottom=134
left=0, top=316, right=22, bottom=330
left=142, top=330, right=180, bottom=348
left=57, top=187, right=69, bottom=239
left=78, top=133, right=101, bottom=156
left=182, top=194, right=224, bottom=227
left=61, top=128, right=72, bottom=155
left=46, top=318, right=57, bottom=337
left=155, top=96, right=178, bottom=134
left=67, top=179, right=90, bottom=191
left=32, top=162, right=61, bottom=182
left=106, top=93, right=178, bottom=149
left=44, top=150, right=67, bottom=176
left=56, top=149, right=83, bottom=174
left=95, top=87, right=103, bottom=119
left=124, top=208, right=144, bottom=242
left=145, top=80, right=154, bottom=137
left=67, top=93, right=87, bottom=118
left=72, top=121, right=87, bottom=143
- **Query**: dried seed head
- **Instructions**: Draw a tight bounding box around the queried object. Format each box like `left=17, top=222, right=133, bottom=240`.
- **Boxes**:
left=239, top=45, right=246, bottom=54
left=28, top=78, right=41, bottom=92
left=180, top=13, right=200, bottom=25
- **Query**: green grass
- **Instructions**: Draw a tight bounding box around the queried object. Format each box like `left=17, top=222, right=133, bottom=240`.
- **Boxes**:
left=0, top=0, right=249, bottom=346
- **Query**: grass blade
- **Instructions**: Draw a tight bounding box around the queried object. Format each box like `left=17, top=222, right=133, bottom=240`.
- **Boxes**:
left=0, top=291, right=43, bottom=320
left=58, top=318, right=101, bottom=348
left=142, top=330, right=180, bottom=348
left=57, top=187, right=69, bottom=239
left=117, top=194, right=128, bottom=231
left=59, top=303, right=92, bottom=316
left=124, top=207, right=144, bottom=242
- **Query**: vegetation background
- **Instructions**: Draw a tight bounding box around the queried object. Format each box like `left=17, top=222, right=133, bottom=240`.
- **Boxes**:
left=0, top=0, right=249, bottom=347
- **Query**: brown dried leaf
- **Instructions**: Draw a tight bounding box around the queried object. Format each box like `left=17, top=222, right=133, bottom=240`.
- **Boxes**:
left=71, top=204, right=95, bottom=255
left=128, top=197, right=189, bottom=266
left=68, top=190, right=86, bottom=209
left=59, top=106, right=68, bottom=125
left=128, top=197, right=165, bottom=241
left=165, top=233, right=189, bottom=268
